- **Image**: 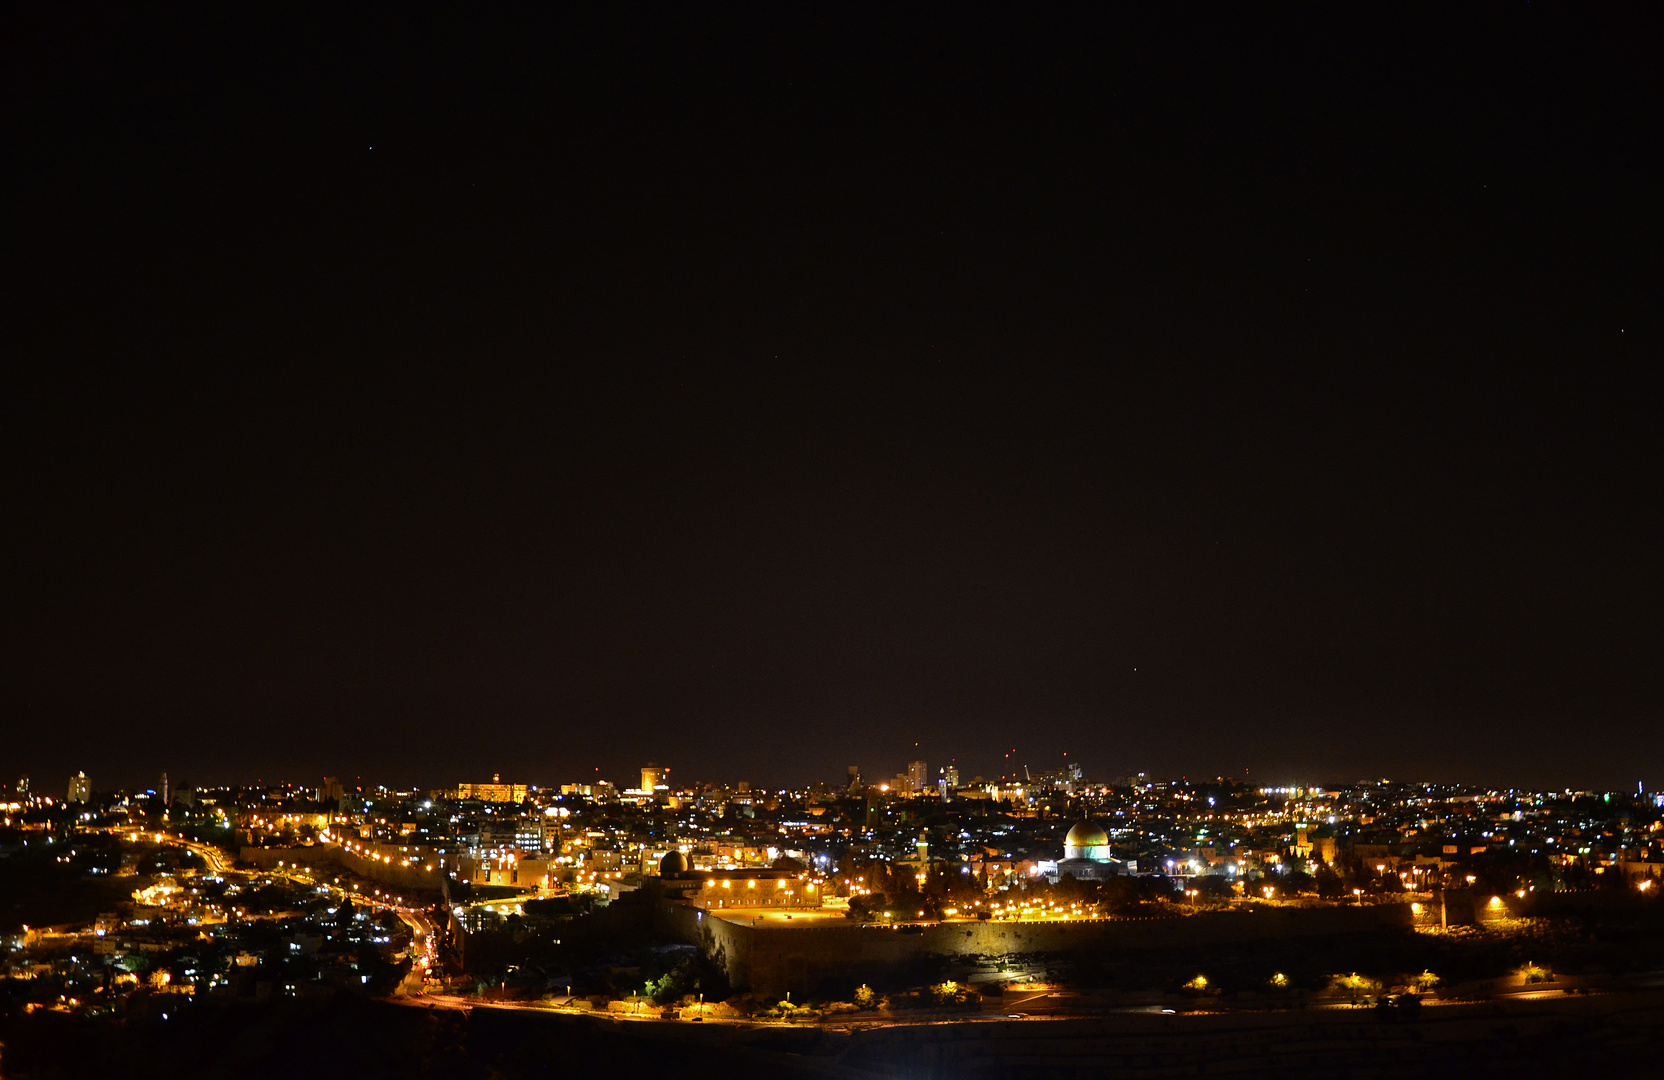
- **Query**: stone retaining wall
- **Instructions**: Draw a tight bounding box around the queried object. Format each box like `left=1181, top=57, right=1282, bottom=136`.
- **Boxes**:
left=239, top=843, right=444, bottom=892
left=662, top=902, right=1414, bottom=996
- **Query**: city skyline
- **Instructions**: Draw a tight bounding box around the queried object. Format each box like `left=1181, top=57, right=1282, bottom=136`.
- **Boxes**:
left=7, top=691, right=1660, bottom=1075
left=17, top=757, right=1664, bottom=806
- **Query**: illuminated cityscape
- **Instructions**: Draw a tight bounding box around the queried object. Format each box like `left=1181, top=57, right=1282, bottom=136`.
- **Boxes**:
left=5, top=3, right=1660, bottom=1077
left=5, top=762, right=1662, bottom=1011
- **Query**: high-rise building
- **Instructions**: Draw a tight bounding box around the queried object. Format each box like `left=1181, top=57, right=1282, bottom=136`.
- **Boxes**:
left=68, top=772, right=91, bottom=803
left=907, top=759, right=928, bottom=794
left=318, top=777, right=345, bottom=803
left=943, top=765, right=960, bottom=789
left=16, top=776, right=29, bottom=797
left=640, top=764, right=666, bottom=791
left=160, top=772, right=170, bottom=806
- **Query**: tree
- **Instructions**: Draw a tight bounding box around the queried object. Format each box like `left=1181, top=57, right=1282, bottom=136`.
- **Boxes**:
left=647, top=951, right=730, bottom=1004
left=845, top=893, right=886, bottom=922
left=1192, top=875, right=1233, bottom=900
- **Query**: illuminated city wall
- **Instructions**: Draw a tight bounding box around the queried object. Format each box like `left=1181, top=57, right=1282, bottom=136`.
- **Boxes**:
left=240, top=844, right=444, bottom=892
left=664, top=903, right=1415, bottom=996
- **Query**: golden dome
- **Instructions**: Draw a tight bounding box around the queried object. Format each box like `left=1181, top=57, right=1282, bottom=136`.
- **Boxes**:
left=1065, top=821, right=1109, bottom=849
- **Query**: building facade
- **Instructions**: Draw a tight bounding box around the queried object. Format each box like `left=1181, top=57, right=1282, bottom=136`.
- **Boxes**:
left=456, top=775, right=528, bottom=803
left=666, top=867, right=824, bottom=910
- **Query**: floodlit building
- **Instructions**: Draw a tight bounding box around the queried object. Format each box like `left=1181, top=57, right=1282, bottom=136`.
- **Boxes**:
left=907, top=759, right=928, bottom=794
left=663, top=860, right=825, bottom=910
left=67, top=771, right=91, bottom=804
left=456, top=774, right=528, bottom=803
left=1051, top=820, right=1130, bottom=882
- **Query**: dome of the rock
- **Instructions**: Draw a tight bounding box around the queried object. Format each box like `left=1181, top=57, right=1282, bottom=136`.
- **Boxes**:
left=1064, top=821, right=1110, bottom=860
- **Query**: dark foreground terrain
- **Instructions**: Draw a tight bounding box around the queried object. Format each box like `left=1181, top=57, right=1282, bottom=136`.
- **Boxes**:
left=7, top=990, right=1664, bottom=1080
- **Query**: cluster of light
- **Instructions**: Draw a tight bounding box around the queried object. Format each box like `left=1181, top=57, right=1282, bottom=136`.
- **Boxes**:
left=985, top=898, right=1096, bottom=921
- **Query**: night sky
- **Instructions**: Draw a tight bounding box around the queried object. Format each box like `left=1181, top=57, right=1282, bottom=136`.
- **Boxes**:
left=3, top=7, right=1659, bottom=793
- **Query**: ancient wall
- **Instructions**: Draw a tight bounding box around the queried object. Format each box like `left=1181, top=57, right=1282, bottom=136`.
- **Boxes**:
left=662, top=903, right=1414, bottom=996
left=239, top=843, right=444, bottom=892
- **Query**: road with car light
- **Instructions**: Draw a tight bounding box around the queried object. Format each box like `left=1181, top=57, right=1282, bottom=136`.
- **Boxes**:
left=137, top=826, right=441, bottom=991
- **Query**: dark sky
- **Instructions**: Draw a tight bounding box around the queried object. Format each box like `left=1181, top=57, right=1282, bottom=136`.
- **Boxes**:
left=3, top=7, right=1659, bottom=794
